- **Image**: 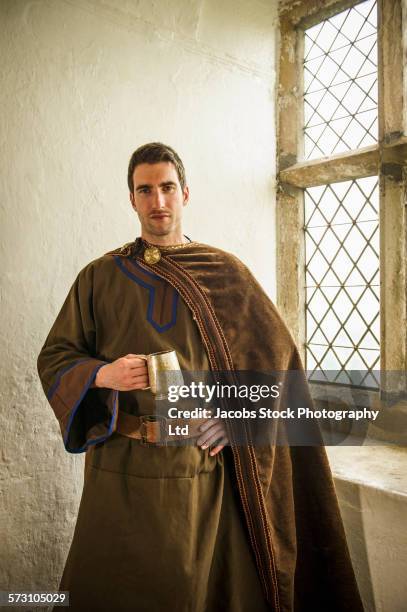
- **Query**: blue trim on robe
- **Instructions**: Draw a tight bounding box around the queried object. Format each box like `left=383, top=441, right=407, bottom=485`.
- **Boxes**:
left=63, top=363, right=119, bottom=454
left=47, top=358, right=92, bottom=401
left=113, top=255, right=179, bottom=333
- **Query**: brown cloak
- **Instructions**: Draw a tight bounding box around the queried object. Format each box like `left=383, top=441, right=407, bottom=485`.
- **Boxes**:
left=37, top=237, right=364, bottom=612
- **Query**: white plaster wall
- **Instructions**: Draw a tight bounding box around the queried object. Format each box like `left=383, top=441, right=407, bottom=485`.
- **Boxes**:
left=0, top=0, right=278, bottom=600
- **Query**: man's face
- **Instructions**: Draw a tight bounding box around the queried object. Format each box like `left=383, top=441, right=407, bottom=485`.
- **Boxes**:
left=129, top=161, right=189, bottom=241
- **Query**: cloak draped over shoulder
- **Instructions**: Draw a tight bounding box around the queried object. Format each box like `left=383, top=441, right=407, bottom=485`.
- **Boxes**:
left=37, top=238, right=364, bottom=612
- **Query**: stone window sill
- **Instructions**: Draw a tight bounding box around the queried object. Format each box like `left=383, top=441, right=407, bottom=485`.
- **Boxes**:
left=326, top=442, right=407, bottom=497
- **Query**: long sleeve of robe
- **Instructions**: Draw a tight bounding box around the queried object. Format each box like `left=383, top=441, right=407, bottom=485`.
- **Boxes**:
left=37, top=263, right=119, bottom=453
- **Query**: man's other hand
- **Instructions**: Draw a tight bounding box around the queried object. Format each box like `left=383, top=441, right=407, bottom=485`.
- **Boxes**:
left=197, top=418, right=229, bottom=456
left=94, top=354, right=149, bottom=391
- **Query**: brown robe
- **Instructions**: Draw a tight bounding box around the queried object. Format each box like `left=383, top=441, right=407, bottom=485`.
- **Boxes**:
left=37, top=237, right=364, bottom=611
left=37, top=240, right=269, bottom=611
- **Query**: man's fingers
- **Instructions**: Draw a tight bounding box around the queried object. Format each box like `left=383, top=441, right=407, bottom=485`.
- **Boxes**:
left=125, top=358, right=148, bottom=369
left=120, top=380, right=149, bottom=391
left=210, top=445, right=224, bottom=456
left=132, top=380, right=149, bottom=388
left=121, top=373, right=148, bottom=385
left=120, top=372, right=149, bottom=388
left=197, top=424, right=224, bottom=447
left=209, top=438, right=229, bottom=456
left=199, top=418, right=221, bottom=433
left=129, top=372, right=149, bottom=380
left=204, top=432, right=229, bottom=448
left=128, top=371, right=149, bottom=386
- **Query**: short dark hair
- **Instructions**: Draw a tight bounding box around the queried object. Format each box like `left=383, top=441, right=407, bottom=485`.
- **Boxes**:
left=127, top=142, right=187, bottom=193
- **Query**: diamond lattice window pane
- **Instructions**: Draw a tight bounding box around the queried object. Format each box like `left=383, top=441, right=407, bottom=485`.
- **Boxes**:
left=305, top=177, right=380, bottom=388
left=303, top=0, right=378, bottom=160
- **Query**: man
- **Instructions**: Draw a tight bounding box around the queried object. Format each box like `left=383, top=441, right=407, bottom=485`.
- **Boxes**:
left=37, top=142, right=364, bottom=611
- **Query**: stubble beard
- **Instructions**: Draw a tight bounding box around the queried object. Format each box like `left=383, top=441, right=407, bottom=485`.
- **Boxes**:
left=148, top=219, right=171, bottom=237
left=144, top=214, right=178, bottom=238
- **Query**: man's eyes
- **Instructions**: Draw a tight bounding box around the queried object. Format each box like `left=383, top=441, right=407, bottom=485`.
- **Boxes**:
left=138, top=185, right=175, bottom=194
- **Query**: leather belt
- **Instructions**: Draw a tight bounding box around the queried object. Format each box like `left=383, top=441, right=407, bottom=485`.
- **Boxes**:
left=116, top=410, right=208, bottom=446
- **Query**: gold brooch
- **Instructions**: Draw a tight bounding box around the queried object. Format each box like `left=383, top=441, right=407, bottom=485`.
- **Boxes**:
left=143, top=246, right=161, bottom=264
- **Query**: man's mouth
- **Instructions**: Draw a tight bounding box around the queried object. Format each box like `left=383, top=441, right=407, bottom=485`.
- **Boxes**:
left=150, top=214, right=170, bottom=219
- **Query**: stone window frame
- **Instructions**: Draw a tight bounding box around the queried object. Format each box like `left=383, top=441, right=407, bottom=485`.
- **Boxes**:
left=276, top=0, right=406, bottom=421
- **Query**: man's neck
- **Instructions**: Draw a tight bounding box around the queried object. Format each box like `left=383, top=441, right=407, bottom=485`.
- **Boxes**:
left=141, top=232, right=188, bottom=247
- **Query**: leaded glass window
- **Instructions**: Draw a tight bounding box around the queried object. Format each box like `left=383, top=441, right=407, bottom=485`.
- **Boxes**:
left=303, top=0, right=377, bottom=160
left=303, top=0, right=379, bottom=388
left=304, top=177, right=380, bottom=388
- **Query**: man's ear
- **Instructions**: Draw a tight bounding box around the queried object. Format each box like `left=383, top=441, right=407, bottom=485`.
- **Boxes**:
left=183, top=185, right=190, bottom=206
left=130, top=192, right=137, bottom=211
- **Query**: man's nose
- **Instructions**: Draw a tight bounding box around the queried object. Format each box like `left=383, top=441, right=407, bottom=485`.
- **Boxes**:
left=152, top=189, right=166, bottom=208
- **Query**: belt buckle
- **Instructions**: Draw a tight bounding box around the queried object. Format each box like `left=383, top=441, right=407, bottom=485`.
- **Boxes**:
left=139, top=414, right=168, bottom=446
